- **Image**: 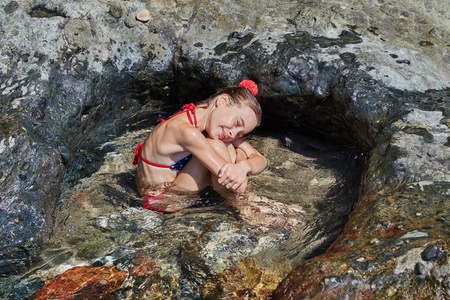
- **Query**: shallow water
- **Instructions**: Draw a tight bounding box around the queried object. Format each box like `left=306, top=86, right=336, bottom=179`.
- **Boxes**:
left=0, top=121, right=364, bottom=298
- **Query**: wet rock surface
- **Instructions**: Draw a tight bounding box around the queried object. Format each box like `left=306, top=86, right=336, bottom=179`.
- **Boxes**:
left=34, top=266, right=127, bottom=300
left=0, top=0, right=449, bottom=298
left=274, top=108, right=450, bottom=299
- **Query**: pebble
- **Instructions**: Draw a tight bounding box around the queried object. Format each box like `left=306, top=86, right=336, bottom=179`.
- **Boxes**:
left=431, top=259, right=450, bottom=282
left=386, top=286, right=397, bottom=297
left=399, top=230, right=429, bottom=239
left=136, top=9, right=150, bottom=23
left=421, top=244, right=438, bottom=261
left=323, top=276, right=342, bottom=289
left=414, top=262, right=425, bottom=275
left=124, top=16, right=137, bottom=28
left=4, top=1, right=19, bottom=14
left=108, top=4, right=123, bottom=19
left=232, top=27, right=252, bottom=39
left=356, top=257, right=366, bottom=262
left=421, top=244, right=444, bottom=261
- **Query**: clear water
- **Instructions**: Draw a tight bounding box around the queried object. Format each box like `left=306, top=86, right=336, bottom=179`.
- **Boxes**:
left=1, top=120, right=364, bottom=299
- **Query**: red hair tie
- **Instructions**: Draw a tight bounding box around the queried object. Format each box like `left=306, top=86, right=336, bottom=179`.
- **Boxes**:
left=239, top=80, right=258, bottom=96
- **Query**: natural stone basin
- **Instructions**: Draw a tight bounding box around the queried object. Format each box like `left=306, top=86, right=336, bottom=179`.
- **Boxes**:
left=0, top=105, right=363, bottom=298
left=1, top=0, right=448, bottom=298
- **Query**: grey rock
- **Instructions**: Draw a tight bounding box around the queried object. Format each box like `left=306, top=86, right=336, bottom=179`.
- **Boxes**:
left=4, top=1, right=19, bottom=14
left=400, top=230, right=429, bottom=239
left=422, top=244, right=439, bottom=261
left=414, top=262, right=425, bottom=275
left=64, top=19, right=94, bottom=48
left=431, top=259, right=450, bottom=282
left=0, top=0, right=449, bottom=298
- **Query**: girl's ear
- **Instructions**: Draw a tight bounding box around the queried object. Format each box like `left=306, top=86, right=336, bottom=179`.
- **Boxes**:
left=215, top=94, right=231, bottom=107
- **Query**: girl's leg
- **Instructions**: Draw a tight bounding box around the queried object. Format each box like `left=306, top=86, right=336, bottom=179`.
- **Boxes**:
left=147, top=139, right=241, bottom=213
left=169, top=156, right=211, bottom=192
left=208, top=139, right=240, bottom=195
left=171, top=138, right=236, bottom=192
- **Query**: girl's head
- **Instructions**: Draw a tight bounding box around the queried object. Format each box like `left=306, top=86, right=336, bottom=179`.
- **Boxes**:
left=199, top=81, right=262, bottom=141
left=199, top=82, right=262, bottom=126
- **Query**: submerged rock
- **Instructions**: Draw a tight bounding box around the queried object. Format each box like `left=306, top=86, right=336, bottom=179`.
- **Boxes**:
left=30, top=125, right=359, bottom=298
left=34, top=266, right=127, bottom=299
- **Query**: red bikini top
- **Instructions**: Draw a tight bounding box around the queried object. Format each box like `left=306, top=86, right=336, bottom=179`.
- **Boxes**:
left=161, top=103, right=197, bottom=128
left=132, top=103, right=197, bottom=167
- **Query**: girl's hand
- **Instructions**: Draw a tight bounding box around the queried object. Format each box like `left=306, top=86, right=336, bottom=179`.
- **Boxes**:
left=235, top=179, right=248, bottom=194
left=218, top=162, right=250, bottom=192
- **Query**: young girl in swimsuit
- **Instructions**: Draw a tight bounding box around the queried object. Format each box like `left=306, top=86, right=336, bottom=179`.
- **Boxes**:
left=133, top=80, right=267, bottom=212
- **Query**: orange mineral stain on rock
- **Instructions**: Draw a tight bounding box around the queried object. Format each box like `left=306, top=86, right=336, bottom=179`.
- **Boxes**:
left=70, top=192, right=88, bottom=202
left=34, top=266, right=127, bottom=300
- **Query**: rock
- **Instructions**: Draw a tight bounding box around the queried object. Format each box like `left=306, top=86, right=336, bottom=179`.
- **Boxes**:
left=201, top=257, right=282, bottom=299
left=421, top=244, right=445, bottom=262
left=108, top=3, right=122, bottom=19
left=4, top=1, right=19, bottom=14
left=400, top=230, right=429, bottom=239
left=124, top=15, right=138, bottom=28
left=64, top=19, right=94, bottom=48
left=0, top=0, right=449, bottom=298
left=431, top=259, right=450, bottom=282
left=34, top=266, right=127, bottom=299
left=422, top=244, right=439, bottom=261
left=136, top=9, right=150, bottom=23
left=232, top=27, right=252, bottom=39
left=414, top=262, right=425, bottom=275
left=129, top=256, right=158, bottom=277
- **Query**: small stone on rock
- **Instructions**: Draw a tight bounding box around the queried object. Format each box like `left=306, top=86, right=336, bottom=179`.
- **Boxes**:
left=124, top=16, right=137, bottom=28
left=136, top=9, right=150, bottom=23
left=108, top=4, right=122, bottom=19
left=414, top=262, right=425, bottom=275
left=232, top=27, right=252, bottom=39
left=421, top=244, right=444, bottom=261
left=323, top=276, right=342, bottom=289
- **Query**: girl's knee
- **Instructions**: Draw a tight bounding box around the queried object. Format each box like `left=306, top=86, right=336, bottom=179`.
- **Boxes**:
left=207, top=138, right=234, bottom=162
left=207, top=138, right=227, bottom=150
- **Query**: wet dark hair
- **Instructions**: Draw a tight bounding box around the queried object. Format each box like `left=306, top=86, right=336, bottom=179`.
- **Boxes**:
left=198, top=86, right=262, bottom=126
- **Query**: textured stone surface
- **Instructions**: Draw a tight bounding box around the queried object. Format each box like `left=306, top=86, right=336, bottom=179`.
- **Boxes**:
left=273, top=109, right=450, bottom=298
left=0, top=0, right=449, bottom=298
left=34, top=266, right=127, bottom=299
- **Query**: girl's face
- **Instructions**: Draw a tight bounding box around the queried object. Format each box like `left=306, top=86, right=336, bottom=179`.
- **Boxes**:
left=208, top=95, right=258, bottom=142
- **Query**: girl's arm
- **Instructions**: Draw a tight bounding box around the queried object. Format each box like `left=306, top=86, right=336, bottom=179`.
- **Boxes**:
left=217, top=138, right=267, bottom=191
left=231, top=138, right=268, bottom=175
left=178, top=127, right=230, bottom=175
left=178, top=129, right=265, bottom=192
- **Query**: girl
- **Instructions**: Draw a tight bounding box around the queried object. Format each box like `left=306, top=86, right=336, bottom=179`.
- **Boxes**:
left=133, top=80, right=268, bottom=212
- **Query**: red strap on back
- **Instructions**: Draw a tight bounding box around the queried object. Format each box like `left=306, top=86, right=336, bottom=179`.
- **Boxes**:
left=132, top=141, right=144, bottom=165
left=133, top=103, right=198, bottom=167
left=161, top=103, right=197, bottom=127
left=133, top=141, right=171, bottom=167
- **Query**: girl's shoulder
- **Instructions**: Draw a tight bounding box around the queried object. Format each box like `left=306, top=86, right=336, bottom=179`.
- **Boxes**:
left=165, top=117, right=203, bottom=143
